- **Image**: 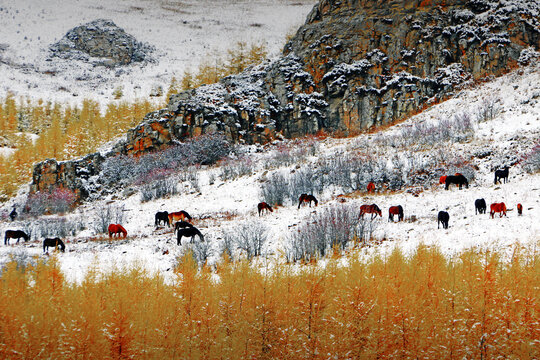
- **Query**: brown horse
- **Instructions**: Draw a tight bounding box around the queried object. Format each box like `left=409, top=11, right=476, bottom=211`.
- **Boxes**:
left=367, top=182, right=375, bottom=193
left=388, top=205, right=404, bottom=222
left=359, top=204, right=382, bottom=219
left=490, top=202, right=507, bottom=218
left=108, top=224, right=127, bottom=238
left=298, top=194, right=318, bottom=209
left=517, top=203, right=523, bottom=216
left=4, top=230, right=30, bottom=245
left=257, top=202, right=273, bottom=216
left=168, top=210, right=192, bottom=225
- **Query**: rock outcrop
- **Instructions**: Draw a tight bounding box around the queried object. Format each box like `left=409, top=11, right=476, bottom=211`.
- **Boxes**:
left=31, top=0, right=539, bottom=199
left=49, top=19, right=155, bottom=66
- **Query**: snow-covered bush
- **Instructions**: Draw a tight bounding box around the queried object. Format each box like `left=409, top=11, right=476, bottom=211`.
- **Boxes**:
left=24, top=188, right=77, bottom=216
left=288, top=167, right=321, bottom=200
left=224, top=220, right=268, bottom=260
left=260, top=172, right=289, bottom=206
left=188, top=239, right=212, bottom=266
left=475, top=97, right=500, bottom=122
left=286, top=204, right=374, bottom=262
left=522, top=143, right=540, bottom=173
left=93, top=204, right=125, bottom=234
left=139, top=178, right=179, bottom=202
left=31, top=216, right=84, bottom=239
left=219, top=157, right=254, bottom=181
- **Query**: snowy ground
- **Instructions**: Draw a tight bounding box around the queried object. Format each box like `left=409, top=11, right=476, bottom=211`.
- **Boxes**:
left=0, top=0, right=316, bottom=105
left=1, top=63, right=538, bottom=283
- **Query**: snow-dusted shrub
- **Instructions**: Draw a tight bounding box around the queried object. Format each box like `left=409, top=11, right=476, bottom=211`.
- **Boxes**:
left=260, top=172, right=289, bottom=206
left=3, top=249, right=37, bottom=273
left=93, top=204, right=126, bottom=234
left=475, top=97, right=500, bottom=122
left=219, top=157, right=254, bottom=181
left=24, top=188, right=77, bottom=216
left=286, top=204, right=368, bottom=262
left=225, top=220, right=268, bottom=260
left=288, top=167, right=321, bottom=200
left=101, top=154, right=139, bottom=186
left=31, top=216, right=84, bottom=239
left=189, top=239, right=212, bottom=266
left=522, top=143, right=540, bottom=173
left=183, top=133, right=232, bottom=166
left=139, top=178, right=179, bottom=202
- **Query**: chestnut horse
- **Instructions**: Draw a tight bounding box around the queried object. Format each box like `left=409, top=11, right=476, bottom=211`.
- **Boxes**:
left=177, top=226, right=204, bottom=246
left=298, top=194, right=318, bottom=209
left=494, top=166, right=509, bottom=184
left=490, top=202, right=507, bottom=218
left=258, top=202, right=273, bottom=216
left=437, top=211, right=449, bottom=229
left=367, top=182, right=375, bottom=193
left=517, top=203, right=523, bottom=216
left=168, top=210, right=192, bottom=225
left=108, top=224, right=127, bottom=238
left=388, top=205, right=404, bottom=222
left=43, top=238, right=65, bottom=253
left=4, top=230, right=30, bottom=245
left=359, top=204, right=382, bottom=219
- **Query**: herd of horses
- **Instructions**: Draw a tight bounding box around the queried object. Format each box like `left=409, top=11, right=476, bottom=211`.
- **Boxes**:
left=1, top=165, right=524, bottom=253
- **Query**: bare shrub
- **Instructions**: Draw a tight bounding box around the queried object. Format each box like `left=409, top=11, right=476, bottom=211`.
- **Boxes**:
left=139, top=177, right=179, bottom=202
left=522, top=143, right=540, bottom=173
left=224, top=220, right=268, bottom=260
left=30, top=216, right=84, bottom=239
left=288, top=167, right=321, bottom=199
left=188, top=238, right=213, bottom=266
left=286, top=204, right=375, bottom=262
left=260, top=172, right=289, bottom=206
left=93, top=204, right=126, bottom=234
left=24, top=188, right=77, bottom=217
left=219, top=157, right=254, bottom=181
left=475, top=97, right=500, bottom=122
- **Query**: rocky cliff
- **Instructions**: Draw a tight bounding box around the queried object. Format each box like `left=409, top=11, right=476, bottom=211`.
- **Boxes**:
left=31, top=0, right=539, bottom=199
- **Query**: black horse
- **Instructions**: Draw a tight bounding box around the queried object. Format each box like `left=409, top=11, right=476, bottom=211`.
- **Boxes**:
left=445, top=174, right=469, bottom=190
left=4, top=230, right=30, bottom=245
left=494, top=166, right=509, bottom=184
left=175, top=220, right=194, bottom=234
left=155, top=211, right=170, bottom=227
left=177, top=226, right=204, bottom=246
left=437, top=211, right=450, bottom=229
left=475, top=198, right=487, bottom=215
left=9, top=207, right=17, bottom=221
left=43, top=238, right=65, bottom=253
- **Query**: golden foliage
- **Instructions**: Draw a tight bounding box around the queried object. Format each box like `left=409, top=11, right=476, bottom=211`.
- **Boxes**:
left=0, top=96, right=160, bottom=201
left=0, top=245, right=538, bottom=359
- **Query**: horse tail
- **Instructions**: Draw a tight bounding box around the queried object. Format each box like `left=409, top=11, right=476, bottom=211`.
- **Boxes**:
left=313, top=198, right=318, bottom=207
left=494, top=173, right=498, bottom=184
left=43, top=241, right=46, bottom=252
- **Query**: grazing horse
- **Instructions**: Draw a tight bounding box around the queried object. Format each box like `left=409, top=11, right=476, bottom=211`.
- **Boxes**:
left=388, top=205, right=404, bottom=222
left=439, top=175, right=447, bottom=185
left=494, top=166, right=509, bottom=184
left=108, top=224, right=127, bottom=238
left=437, top=211, right=450, bottom=229
left=4, top=230, right=30, bottom=245
left=490, top=202, right=507, bottom=218
left=175, top=220, right=194, bottom=234
left=168, top=210, right=192, bottom=225
left=177, top=226, right=204, bottom=246
left=298, top=194, right=318, bottom=209
left=475, top=198, right=487, bottom=215
left=359, top=204, right=382, bottom=219
left=155, top=211, right=170, bottom=227
left=367, top=182, right=375, bottom=193
left=257, top=202, right=273, bottom=216
left=517, top=203, right=523, bottom=216
left=445, top=174, right=469, bottom=190
left=43, top=238, right=65, bottom=253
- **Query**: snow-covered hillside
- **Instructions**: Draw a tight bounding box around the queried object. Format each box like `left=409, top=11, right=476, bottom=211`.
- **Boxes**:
left=0, top=0, right=316, bottom=105
left=1, top=63, right=538, bottom=284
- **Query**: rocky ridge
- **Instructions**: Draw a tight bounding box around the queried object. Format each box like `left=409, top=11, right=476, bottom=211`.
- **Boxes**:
left=30, top=0, right=539, bottom=200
